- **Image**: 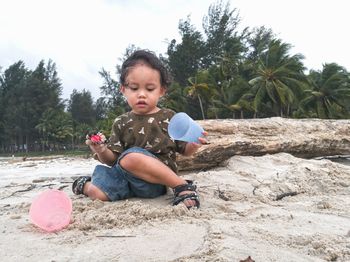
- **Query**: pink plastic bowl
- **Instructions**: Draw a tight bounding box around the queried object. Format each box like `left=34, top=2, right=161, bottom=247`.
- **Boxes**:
left=29, top=189, right=72, bottom=232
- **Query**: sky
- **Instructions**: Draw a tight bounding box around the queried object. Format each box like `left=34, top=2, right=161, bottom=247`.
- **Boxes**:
left=1, top=0, right=349, bottom=100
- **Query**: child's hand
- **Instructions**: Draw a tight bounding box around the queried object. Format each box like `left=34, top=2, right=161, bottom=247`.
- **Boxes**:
left=86, top=132, right=108, bottom=154
left=198, top=131, right=209, bottom=145
left=183, top=131, right=208, bottom=156
left=86, top=132, right=107, bottom=144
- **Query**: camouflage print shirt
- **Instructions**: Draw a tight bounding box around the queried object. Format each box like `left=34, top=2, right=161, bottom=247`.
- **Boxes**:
left=107, top=108, right=187, bottom=173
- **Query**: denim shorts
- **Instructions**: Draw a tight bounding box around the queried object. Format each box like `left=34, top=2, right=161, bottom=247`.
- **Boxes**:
left=91, top=147, right=167, bottom=201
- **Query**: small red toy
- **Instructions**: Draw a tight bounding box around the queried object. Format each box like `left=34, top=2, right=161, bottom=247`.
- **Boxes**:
left=87, top=132, right=107, bottom=144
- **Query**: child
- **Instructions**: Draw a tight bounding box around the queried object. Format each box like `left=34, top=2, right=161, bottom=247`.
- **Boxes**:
left=72, top=49, right=207, bottom=208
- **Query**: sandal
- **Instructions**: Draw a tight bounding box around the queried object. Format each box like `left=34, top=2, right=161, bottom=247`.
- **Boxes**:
left=72, top=176, right=91, bottom=195
left=172, top=180, right=200, bottom=209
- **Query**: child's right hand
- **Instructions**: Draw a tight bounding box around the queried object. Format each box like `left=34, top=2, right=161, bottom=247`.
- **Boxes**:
left=86, top=140, right=108, bottom=154
left=86, top=132, right=108, bottom=154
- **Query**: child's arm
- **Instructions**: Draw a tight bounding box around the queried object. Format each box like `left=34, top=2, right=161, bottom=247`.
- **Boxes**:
left=182, top=132, right=208, bottom=156
left=86, top=140, right=118, bottom=166
left=86, top=133, right=118, bottom=166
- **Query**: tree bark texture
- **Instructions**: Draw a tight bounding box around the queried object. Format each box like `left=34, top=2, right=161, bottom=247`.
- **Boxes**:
left=177, top=117, right=350, bottom=171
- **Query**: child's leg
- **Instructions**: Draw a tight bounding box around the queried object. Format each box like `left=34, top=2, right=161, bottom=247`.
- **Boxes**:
left=119, top=152, right=198, bottom=207
left=72, top=165, right=133, bottom=201
left=119, top=152, right=185, bottom=187
left=83, top=182, right=109, bottom=201
left=72, top=176, right=109, bottom=201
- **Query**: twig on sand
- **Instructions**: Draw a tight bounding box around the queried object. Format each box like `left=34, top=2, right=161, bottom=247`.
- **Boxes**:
left=40, top=183, right=56, bottom=188
left=217, top=187, right=230, bottom=201
left=275, top=191, right=298, bottom=201
left=57, top=185, right=69, bottom=191
left=252, top=186, right=258, bottom=195
left=1, top=184, right=36, bottom=199
left=4, top=183, right=32, bottom=188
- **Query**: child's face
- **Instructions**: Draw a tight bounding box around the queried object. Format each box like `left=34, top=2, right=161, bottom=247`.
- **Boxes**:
left=121, top=64, right=165, bottom=115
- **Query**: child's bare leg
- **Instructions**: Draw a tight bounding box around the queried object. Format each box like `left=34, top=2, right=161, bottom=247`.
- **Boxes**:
left=83, top=182, right=109, bottom=201
left=119, top=152, right=196, bottom=207
left=120, top=153, right=184, bottom=186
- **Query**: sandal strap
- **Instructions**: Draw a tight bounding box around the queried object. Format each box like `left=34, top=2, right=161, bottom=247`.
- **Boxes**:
left=172, top=180, right=200, bottom=208
left=72, top=176, right=91, bottom=195
left=173, top=180, right=196, bottom=196
left=173, top=193, right=200, bottom=208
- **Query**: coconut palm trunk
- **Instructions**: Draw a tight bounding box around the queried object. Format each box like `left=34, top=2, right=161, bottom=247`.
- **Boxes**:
left=198, top=94, right=205, bottom=120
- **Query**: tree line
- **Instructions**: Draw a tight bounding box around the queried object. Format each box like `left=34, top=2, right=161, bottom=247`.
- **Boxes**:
left=1, top=0, right=350, bottom=154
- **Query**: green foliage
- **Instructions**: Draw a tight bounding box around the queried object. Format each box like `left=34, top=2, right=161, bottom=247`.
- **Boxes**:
left=202, top=0, right=246, bottom=68
left=36, top=109, right=73, bottom=149
left=98, top=68, right=127, bottom=115
left=1, top=0, right=350, bottom=154
left=96, top=110, right=119, bottom=137
left=300, top=63, right=350, bottom=118
left=161, top=82, right=188, bottom=113
left=0, top=60, right=64, bottom=153
left=161, top=0, right=350, bottom=120
left=68, top=89, right=96, bottom=126
left=216, top=77, right=253, bottom=118
left=186, top=70, right=218, bottom=119
left=167, top=16, right=206, bottom=86
left=248, top=39, right=307, bottom=117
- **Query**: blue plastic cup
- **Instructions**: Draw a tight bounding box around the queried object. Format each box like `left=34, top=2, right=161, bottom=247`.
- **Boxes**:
left=168, top=112, right=204, bottom=143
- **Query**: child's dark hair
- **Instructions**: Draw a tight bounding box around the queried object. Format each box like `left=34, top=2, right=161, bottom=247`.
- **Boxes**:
left=120, top=49, right=171, bottom=88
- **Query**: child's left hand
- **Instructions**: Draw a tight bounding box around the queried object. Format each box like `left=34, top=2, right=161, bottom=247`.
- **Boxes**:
left=198, top=131, right=209, bottom=145
left=184, top=131, right=209, bottom=156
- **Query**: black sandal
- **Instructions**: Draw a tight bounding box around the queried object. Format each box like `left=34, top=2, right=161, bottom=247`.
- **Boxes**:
left=72, top=176, right=91, bottom=195
left=172, top=180, right=200, bottom=209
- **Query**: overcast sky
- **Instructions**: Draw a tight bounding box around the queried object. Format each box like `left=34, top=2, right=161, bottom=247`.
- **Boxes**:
left=1, top=0, right=349, bottom=100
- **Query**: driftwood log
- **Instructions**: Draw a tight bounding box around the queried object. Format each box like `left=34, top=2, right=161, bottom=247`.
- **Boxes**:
left=177, top=117, right=350, bottom=171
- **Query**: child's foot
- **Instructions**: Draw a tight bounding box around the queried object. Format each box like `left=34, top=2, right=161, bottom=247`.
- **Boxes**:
left=72, top=176, right=91, bottom=195
left=172, top=180, right=200, bottom=209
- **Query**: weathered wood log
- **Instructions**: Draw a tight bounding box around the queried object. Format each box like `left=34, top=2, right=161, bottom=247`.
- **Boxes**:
left=177, top=117, right=350, bottom=171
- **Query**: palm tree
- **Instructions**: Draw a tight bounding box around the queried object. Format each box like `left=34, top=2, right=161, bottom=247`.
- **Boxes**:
left=161, top=82, right=188, bottom=113
left=35, top=109, right=54, bottom=151
left=186, top=70, right=216, bottom=119
left=211, top=77, right=253, bottom=119
left=36, top=109, right=73, bottom=151
left=229, top=93, right=256, bottom=119
left=300, top=63, right=350, bottom=118
left=51, top=112, right=73, bottom=147
left=248, top=39, right=306, bottom=117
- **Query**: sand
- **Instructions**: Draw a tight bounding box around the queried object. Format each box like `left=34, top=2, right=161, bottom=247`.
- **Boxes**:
left=0, top=153, right=349, bottom=261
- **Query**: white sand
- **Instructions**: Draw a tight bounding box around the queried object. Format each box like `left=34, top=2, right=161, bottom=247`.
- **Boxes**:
left=0, top=153, right=349, bottom=261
